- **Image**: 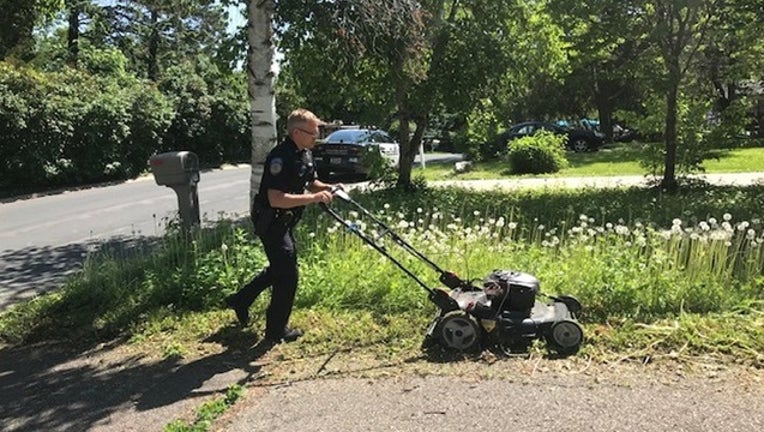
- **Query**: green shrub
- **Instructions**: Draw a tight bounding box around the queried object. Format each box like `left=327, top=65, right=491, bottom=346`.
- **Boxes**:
left=0, top=58, right=174, bottom=188
left=507, top=130, right=568, bottom=174
left=361, top=144, right=398, bottom=185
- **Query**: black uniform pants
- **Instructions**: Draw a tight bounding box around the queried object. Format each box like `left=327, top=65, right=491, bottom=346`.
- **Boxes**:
left=234, top=226, right=298, bottom=338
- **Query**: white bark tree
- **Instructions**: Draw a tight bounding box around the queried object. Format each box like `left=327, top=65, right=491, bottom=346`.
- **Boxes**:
left=247, top=0, right=278, bottom=205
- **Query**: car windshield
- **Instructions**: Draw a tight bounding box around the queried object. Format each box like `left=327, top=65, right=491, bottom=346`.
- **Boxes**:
left=325, top=129, right=371, bottom=144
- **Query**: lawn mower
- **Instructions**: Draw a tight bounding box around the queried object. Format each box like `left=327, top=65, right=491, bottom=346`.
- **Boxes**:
left=321, top=187, right=584, bottom=355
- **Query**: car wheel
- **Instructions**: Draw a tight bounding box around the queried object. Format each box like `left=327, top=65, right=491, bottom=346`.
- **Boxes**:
left=571, top=138, right=590, bottom=153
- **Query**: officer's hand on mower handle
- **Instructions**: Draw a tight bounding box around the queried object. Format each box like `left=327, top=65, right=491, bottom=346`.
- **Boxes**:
left=313, top=190, right=333, bottom=204
left=329, top=184, right=351, bottom=202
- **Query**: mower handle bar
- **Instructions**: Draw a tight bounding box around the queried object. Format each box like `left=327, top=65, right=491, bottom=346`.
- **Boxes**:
left=319, top=187, right=474, bottom=293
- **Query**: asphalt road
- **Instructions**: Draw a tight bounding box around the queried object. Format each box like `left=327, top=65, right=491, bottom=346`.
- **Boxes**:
left=0, top=166, right=251, bottom=310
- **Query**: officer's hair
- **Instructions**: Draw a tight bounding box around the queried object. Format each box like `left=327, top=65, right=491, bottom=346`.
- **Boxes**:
left=287, top=109, right=323, bottom=133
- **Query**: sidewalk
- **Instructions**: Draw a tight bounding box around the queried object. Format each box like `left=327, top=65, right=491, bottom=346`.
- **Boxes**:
left=430, top=172, right=764, bottom=191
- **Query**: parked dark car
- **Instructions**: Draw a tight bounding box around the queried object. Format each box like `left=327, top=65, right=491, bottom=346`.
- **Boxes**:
left=312, top=128, right=400, bottom=179
left=498, top=121, right=605, bottom=152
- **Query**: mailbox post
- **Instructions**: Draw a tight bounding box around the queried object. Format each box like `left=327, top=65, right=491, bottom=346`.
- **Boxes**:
left=148, top=151, right=200, bottom=231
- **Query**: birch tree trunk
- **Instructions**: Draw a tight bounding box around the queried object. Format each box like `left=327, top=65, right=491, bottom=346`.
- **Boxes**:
left=247, top=0, right=278, bottom=206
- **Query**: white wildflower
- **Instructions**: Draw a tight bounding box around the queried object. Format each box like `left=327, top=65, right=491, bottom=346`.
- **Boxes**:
left=723, top=213, right=732, bottom=221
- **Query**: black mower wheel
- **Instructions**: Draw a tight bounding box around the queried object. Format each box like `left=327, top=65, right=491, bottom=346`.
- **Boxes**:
left=547, top=319, right=584, bottom=356
left=436, top=310, right=481, bottom=352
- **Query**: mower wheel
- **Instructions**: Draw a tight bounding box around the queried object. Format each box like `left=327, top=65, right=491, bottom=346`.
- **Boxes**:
left=437, top=310, right=481, bottom=352
left=547, top=319, right=583, bottom=356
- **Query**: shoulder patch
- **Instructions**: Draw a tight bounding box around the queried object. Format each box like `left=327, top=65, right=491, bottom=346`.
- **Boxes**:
left=269, top=157, right=283, bottom=175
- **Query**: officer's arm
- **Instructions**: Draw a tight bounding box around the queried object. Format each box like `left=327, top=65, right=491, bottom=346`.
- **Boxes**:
left=307, top=178, right=343, bottom=193
left=268, top=188, right=331, bottom=209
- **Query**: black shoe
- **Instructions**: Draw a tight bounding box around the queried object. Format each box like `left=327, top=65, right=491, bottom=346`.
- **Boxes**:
left=225, top=294, right=249, bottom=327
left=266, top=327, right=303, bottom=343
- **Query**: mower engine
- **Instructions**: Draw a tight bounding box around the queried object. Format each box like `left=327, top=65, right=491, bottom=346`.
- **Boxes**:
left=425, top=269, right=584, bottom=355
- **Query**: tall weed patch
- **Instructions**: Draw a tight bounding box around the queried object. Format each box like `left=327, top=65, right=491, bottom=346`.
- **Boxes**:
left=297, top=194, right=763, bottom=322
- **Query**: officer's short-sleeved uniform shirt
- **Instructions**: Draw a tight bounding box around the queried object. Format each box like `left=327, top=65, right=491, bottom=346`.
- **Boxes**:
left=257, top=137, right=316, bottom=221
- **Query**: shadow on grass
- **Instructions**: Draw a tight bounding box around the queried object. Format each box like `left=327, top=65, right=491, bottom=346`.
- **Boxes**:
left=565, top=144, right=644, bottom=169
left=0, top=235, right=163, bottom=313
left=0, top=327, right=272, bottom=432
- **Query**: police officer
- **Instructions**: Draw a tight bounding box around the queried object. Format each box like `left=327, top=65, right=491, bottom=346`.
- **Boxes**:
left=226, top=108, right=341, bottom=343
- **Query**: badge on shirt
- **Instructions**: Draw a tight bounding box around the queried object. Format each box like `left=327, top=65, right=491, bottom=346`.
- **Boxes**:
left=269, top=157, right=283, bottom=175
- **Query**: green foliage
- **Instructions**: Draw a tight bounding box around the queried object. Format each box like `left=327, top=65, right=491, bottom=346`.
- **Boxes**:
left=507, top=130, right=569, bottom=174
left=0, top=51, right=249, bottom=190
left=632, top=90, right=745, bottom=177
left=276, top=0, right=569, bottom=187
left=460, top=99, right=503, bottom=161
left=360, top=144, right=398, bottom=186
left=0, top=59, right=174, bottom=187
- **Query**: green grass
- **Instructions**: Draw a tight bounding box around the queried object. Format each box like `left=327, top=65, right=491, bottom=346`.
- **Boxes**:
left=164, top=385, right=244, bottom=432
left=1, top=184, right=763, bottom=369
left=418, top=144, right=764, bottom=180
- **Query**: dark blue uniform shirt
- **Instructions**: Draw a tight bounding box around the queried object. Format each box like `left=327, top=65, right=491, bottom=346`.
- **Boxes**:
left=256, top=137, right=316, bottom=223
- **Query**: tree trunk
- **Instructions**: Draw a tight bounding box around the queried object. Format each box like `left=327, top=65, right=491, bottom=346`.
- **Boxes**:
left=595, top=93, right=613, bottom=144
left=661, top=75, right=680, bottom=192
left=247, top=0, right=277, bottom=205
left=66, top=1, right=80, bottom=67
left=396, top=115, right=413, bottom=188
left=147, top=9, right=159, bottom=81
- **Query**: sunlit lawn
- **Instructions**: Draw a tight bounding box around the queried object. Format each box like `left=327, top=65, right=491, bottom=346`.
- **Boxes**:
left=418, top=144, right=764, bottom=180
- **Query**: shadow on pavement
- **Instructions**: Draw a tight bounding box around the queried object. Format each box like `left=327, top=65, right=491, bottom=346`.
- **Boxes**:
left=0, top=236, right=162, bottom=313
left=0, top=328, right=272, bottom=432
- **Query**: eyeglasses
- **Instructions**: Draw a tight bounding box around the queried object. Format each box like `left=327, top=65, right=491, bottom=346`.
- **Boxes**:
left=297, top=127, right=320, bottom=138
